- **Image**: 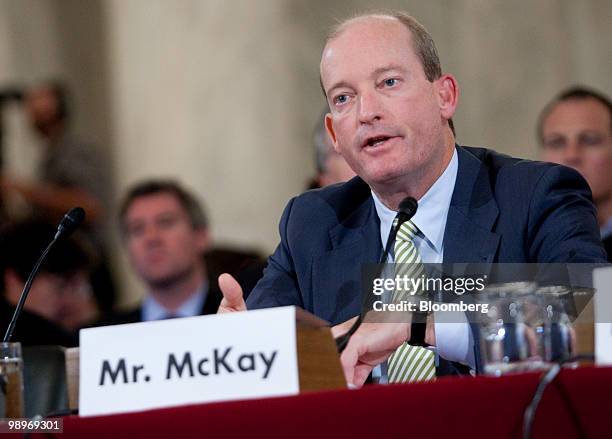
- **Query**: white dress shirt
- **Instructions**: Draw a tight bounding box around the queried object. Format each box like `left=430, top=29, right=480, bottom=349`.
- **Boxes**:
left=600, top=218, right=612, bottom=240
left=371, top=148, right=475, bottom=369
left=141, top=283, right=208, bottom=322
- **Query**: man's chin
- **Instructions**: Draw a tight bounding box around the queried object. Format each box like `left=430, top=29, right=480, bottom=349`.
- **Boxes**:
left=362, top=168, right=409, bottom=189
left=144, top=272, right=186, bottom=290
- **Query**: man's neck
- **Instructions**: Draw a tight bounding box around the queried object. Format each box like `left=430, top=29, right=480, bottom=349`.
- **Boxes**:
left=372, top=141, right=455, bottom=210
left=596, top=194, right=612, bottom=228
left=149, top=266, right=206, bottom=312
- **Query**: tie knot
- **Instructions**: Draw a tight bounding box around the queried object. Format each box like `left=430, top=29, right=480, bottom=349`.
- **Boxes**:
left=395, top=219, right=418, bottom=241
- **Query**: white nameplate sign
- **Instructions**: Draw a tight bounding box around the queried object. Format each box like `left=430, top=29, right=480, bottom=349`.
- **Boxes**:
left=79, top=306, right=299, bottom=417
left=594, top=267, right=612, bottom=365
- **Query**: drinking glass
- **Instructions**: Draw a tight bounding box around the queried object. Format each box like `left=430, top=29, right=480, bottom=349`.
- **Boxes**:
left=0, top=342, right=24, bottom=418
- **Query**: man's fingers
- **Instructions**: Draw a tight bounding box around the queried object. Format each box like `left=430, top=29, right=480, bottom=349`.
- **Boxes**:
left=217, top=273, right=246, bottom=313
left=353, top=364, right=372, bottom=387
left=340, top=337, right=373, bottom=388
left=340, top=340, right=358, bottom=387
left=331, top=315, right=359, bottom=338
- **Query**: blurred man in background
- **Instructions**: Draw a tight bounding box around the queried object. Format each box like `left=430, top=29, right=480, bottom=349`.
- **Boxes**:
left=539, top=87, right=612, bottom=258
left=1, top=81, right=109, bottom=225
left=307, top=109, right=356, bottom=189
left=0, top=80, right=117, bottom=313
left=103, top=179, right=263, bottom=324
left=0, top=220, right=95, bottom=345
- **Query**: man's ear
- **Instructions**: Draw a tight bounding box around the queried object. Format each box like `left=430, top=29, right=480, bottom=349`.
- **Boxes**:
left=436, top=74, right=459, bottom=121
left=325, top=113, right=340, bottom=153
left=195, top=228, right=211, bottom=253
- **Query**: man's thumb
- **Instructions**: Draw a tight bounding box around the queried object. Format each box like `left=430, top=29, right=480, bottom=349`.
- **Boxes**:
left=218, top=273, right=246, bottom=312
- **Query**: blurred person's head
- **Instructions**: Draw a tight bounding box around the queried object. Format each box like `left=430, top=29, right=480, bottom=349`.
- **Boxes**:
left=0, top=220, right=93, bottom=327
left=24, top=80, right=70, bottom=140
left=313, top=109, right=356, bottom=188
left=539, top=86, right=612, bottom=222
left=119, top=180, right=210, bottom=294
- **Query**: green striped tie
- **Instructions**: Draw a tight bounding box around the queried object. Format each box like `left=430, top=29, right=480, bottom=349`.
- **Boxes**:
left=387, top=219, right=436, bottom=383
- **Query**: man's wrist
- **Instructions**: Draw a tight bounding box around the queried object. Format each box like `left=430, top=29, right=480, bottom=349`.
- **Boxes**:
left=408, top=311, right=429, bottom=346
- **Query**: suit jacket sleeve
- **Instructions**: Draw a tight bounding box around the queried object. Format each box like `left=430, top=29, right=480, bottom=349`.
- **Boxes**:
left=527, top=164, right=607, bottom=263
left=246, top=197, right=305, bottom=309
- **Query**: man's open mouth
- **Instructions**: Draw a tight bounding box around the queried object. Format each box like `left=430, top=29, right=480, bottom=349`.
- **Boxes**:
left=364, top=135, right=394, bottom=148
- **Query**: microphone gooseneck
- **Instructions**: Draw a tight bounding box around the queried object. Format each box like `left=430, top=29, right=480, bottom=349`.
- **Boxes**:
left=335, top=197, right=418, bottom=352
left=3, top=207, right=86, bottom=343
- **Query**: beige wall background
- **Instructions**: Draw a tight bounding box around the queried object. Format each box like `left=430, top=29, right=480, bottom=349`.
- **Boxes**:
left=1, top=0, right=611, bottom=306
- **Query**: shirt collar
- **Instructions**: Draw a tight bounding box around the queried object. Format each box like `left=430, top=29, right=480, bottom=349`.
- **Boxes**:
left=372, top=147, right=458, bottom=254
left=141, top=282, right=208, bottom=321
left=601, top=217, right=612, bottom=240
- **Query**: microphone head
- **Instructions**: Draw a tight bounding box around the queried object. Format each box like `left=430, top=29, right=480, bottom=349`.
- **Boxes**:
left=398, top=197, right=418, bottom=219
left=57, top=207, right=86, bottom=238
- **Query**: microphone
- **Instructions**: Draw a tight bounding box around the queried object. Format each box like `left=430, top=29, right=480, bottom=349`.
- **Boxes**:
left=397, top=197, right=418, bottom=222
left=335, top=197, right=417, bottom=352
left=3, top=207, right=86, bottom=343
left=381, top=197, right=418, bottom=264
left=55, top=207, right=86, bottom=240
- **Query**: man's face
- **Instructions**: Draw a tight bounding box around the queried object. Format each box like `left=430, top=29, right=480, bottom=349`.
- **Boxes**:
left=124, top=193, right=209, bottom=289
left=24, top=86, right=60, bottom=136
left=4, top=270, right=64, bottom=322
left=56, top=272, right=97, bottom=332
left=541, top=98, right=612, bottom=202
left=320, top=18, right=455, bottom=190
left=24, top=273, right=64, bottom=322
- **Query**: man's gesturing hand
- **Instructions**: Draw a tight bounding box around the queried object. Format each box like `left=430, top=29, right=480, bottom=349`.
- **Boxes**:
left=340, top=321, right=410, bottom=387
left=217, top=273, right=247, bottom=313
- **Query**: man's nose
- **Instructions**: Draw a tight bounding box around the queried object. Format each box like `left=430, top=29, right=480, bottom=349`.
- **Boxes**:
left=563, top=141, right=582, bottom=167
left=357, top=90, right=384, bottom=124
left=142, top=224, right=162, bottom=244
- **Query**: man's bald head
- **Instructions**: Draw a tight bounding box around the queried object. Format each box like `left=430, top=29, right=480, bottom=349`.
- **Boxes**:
left=324, top=13, right=442, bottom=83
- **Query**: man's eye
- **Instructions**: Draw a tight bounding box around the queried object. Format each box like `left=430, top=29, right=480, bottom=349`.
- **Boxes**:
left=580, top=135, right=603, bottom=147
left=384, top=78, right=397, bottom=87
left=544, top=138, right=566, bottom=150
left=158, top=217, right=177, bottom=228
left=334, top=94, right=348, bottom=105
left=127, top=224, right=144, bottom=238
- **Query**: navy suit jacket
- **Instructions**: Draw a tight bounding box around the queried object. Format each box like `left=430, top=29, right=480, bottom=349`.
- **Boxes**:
left=247, top=146, right=607, bottom=369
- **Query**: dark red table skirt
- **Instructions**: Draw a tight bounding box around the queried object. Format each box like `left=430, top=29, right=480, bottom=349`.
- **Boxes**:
left=36, top=366, right=612, bottom=438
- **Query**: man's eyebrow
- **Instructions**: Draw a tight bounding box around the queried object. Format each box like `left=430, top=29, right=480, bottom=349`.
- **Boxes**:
left=542, top=132, right=564, bottom=140
left=578, top=129, right=606, bottom=135
left=156, top=211, right=180, bottom=219
left=371, top=65, right=406, bottom=77
left=125, top=218, right=143, bottom=228
left=325, top=80, right=352, bottom=96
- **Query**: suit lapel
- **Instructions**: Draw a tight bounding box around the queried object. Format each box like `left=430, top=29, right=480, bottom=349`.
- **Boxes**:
left=312, top=182, right=381, bottom=325
left=444, top=146, right=500, bottom=265
left=311, top=149, right=502, bottom=323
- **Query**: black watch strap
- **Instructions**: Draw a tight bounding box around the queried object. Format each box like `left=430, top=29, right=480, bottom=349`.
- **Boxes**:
left=408, top=312, right=429, bottom=346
